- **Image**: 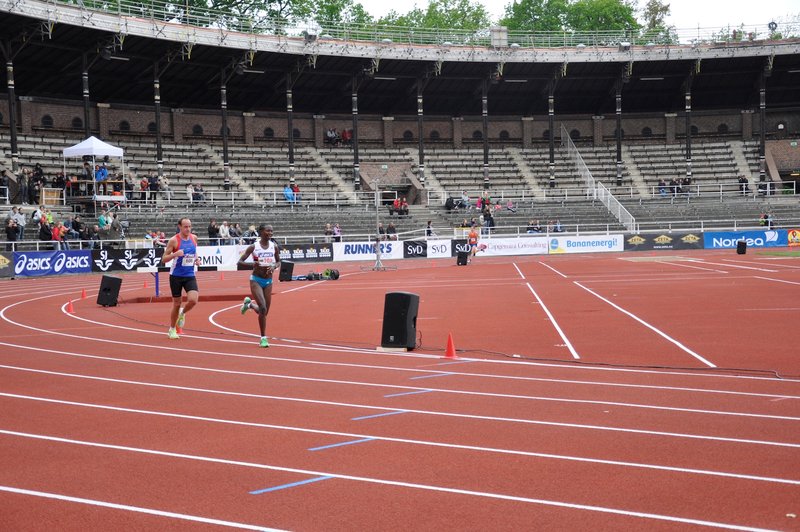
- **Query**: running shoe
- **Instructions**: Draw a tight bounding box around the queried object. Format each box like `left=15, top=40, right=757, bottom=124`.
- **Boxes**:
left=259, top=337, right=270, bottom=348
left=241, top=297, right=251, bottom=315
left=176, top=310, right=186, bottom=329
left=168, top=328, right=179, bottom=340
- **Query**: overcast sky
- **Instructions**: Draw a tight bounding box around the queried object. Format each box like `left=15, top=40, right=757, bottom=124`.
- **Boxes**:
left=356, top=0, right=798, bottom=30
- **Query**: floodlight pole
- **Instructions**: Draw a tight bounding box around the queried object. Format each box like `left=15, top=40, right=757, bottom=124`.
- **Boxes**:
left=372, top=172, right=383, bottom=270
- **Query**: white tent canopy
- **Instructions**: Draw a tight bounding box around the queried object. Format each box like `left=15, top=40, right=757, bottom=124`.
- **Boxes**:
left=63, top=136, right=123, bottom=158
left=62, top=136, right=125, bottom=200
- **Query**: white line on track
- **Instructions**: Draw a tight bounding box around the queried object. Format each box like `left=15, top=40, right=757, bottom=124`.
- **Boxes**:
left=0, top=485, right=283, bottom=530
left=523, top=282, right=579, bottom=359
left=512, top=263, right=526, bottom=279
left=538, top=261, right=568, bottom=278
left=4, top=364, right=797, bottom=448
left=573, top=282, right=717, bottom=368
left=723, top=258, right=800, bottom=269
left=685, top=259, right=778, bottom=272
left=0, top=430, right=781, bottom=532
left=660, top=261, right=728, bottom=273
left=2, top=392, right=798, bottom=486
left=753, top=276, right=800, bottom=286
left=2, top=344, right=797, bottom=420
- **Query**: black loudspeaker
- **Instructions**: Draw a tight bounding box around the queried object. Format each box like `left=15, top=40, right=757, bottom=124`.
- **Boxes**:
left=381, top=292, right=419, bottom=350
left=279, top=261, right=294, bottom=281
left=457, top=251, right=469, bottom=266
left=737, top=240, right=747, bottom=255
left=97, top=275, right=122, bottom=307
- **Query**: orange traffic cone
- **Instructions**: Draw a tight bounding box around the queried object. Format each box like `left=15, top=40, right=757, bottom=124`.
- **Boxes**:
left=66, top=300, right=75, bottom=314
left=143, top=279, right=148, bottom=289
left=80, top=288, right=87, bottom=299
left=443, top=332, right=458, bottom=359
left=219, top=271, right=225, bottom=281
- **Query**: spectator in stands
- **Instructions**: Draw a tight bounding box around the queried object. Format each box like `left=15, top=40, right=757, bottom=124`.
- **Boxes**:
left=124, top=172, right=135, bottom=201
left=332, top=223, right=342, bottom=242
left=230, top=223, right=243, bottom=245
left=38, top=216, right=52, bottom=249
left=98, top=210, right=110, bottom=231
left=444, top=196, right=456, bottom=212
left=243, top=225, right=258, bottom=245
left=291, top=183, right=301, bottom=204
left=52, top=221, right=69, bottom=250
left=139, top=175, right=149, bottom=202
left=682, top=176, right=692, bottom=195
left=658, top=178, right=667, bottom=197
left=81, top=162, right=93, bottom=195
left=324, top=223, right=333, bottom=243
left=283, top=184, right=296, bottom=204
left=208, top=219, right=220, bottom=246
left=386, top=222, right=397, bottom=241
left=5, top=218, right=17, bottom=251
left=459, top=191, right=470, bottom=210
left=460, top=219, right=470, bottom=228
left=341, top=128, right=352, bottom=146
left=186, top=183, right=194, bottom=203
left=87, top=225, right=100, bottom=249
left=63, top=215, right=80, bottom=241
left=553, top=220, right=564, bottom=233
left=389, top=196, right=400, bottom=216
left=71, top=215, right=84, bottom=242
left=194, top=184, right=206, bottom=203
left=669, top=178, right=679, bottom=196
left=31, top=167, right=46, bottom=205
left=738, top=175, right=750, bottom=195
left=506, top=199, right=517, bottom=213
left=148, top=174, right=160, bottom=200
left=425, top=221, right=436, bottom=238
left=526, top=220, right=537, bottom=234
left=17, top=169, right=30, bottom=205
left=13, top=207, right=26, bottom=240
left=155, top=232, right=168, bottom=247
left=223, top=174, right=232, bottom=191
left=219, top=220, right=231, bottom=245
left=398, top=196, right=409, bottom=216
left=159, top=175, right=172, bottom=201
left=377, top=223, right=386, bottom=240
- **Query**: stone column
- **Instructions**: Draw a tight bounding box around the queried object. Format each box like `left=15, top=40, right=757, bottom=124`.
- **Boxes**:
left=664, top=113, right=677, bottom=144
left=382, top=116, right=394, bottom=148
left=97, top=103, right=110, bottom=138
left=243, top=112, right=255, bottom=145
left=741, top=109, right=754, bottom=140
left=18, top=97, right=32, bottom=134
left=313, top=115, right=325, bottom=148
left=521, top=116, right=533, bottom=149
left=592, top=115, right=605, bottom=146
left=171, top=108, right=184, bottom=143
left=452, top=117, right=463, bottom=149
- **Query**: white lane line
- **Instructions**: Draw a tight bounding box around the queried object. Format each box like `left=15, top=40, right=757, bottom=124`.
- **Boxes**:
left=573, top=282, right=716, bottom=368
left=513, top=263, right=526, bottom=279
left=754, top=276, right=800, bottom=287
left=526, top=282, right=580, bottom=360
left=0, top=430, right=781, bottom=532
left=2, top=344, right=798, bottom=420
left=4, top=364, right=798, bottom=448
left=686, top=260, right=778, bottom=273
left=538, top=261, right=568, bottom=278
left=3, top=392, right=799, bottom=486
left=723, top=258, right=800, bottom=269
left=0, top=485, right=282, bottom=531
left=660, top=261, right=728, bottom=273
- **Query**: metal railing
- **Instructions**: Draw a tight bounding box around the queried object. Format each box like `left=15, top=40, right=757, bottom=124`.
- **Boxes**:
left=50, top=0, right=799, bottom=48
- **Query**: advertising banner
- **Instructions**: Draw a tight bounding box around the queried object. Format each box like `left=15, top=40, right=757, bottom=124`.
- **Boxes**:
left=703, top=230, right=788, bottom=249
left=788, top=229, right=800, bottom=247
left=333, top=240, right=404, bottom=262
left=278, top=243, right=334, bottom=263
left=624, top=232, right=704, bottom=251
left=13, top=250, right=93, bottom=277
left=403, top=240, right=427, bottom=259
left=548, top=235, right=624, bottom=254
left=478, top=236, right=549, bottom=256
left=92, top=248, right=164, bottom=272
left=452, top=239, right=471, bottom=257
left=426, top=239, right=452, bottom=259
left=0, top=252, right=13, bottom=278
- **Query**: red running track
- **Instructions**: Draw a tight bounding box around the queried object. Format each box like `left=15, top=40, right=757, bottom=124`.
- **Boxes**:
left=0, top=249, right=799, bottom=531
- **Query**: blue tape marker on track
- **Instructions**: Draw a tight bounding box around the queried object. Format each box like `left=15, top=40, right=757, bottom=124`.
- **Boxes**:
left=250, top=475, right=333, bottom=495
left=383, top=389, right=433, bottom=398
left=308, top=438, right=375, bottom=451
left=351, top=410, right=407, bottom=421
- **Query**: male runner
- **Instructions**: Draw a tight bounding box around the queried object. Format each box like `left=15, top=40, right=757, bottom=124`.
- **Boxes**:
left=238, top=224, right=281, bottom=347
left=162, top=217, right=200, bottom=339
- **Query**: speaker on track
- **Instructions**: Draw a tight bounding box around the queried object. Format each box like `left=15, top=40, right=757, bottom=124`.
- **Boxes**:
left=456, top=251, right=469, bottom=266
left=279, top=261, right=294, bottom=282
left=96, top=275, right=122, bottom=307
left=381, top=292, right=419, bottom=350
left=736, top=240, right=747, bottom=255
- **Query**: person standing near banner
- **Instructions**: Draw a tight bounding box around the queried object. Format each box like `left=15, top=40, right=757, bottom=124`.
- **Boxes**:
left=162, top=218, right=200, bottom=339
left=238, top=224, right=281, bottom=348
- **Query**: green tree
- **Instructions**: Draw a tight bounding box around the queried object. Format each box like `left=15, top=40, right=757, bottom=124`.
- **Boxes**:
left=499, top=0, right=569, bottom=32
left=378, top=0, right=491, bottom=30
left=640, top=0, right=669, bottom=30
left=299, top=0, right=374, bottom=25
left=565, top=0, right=640, bottom=33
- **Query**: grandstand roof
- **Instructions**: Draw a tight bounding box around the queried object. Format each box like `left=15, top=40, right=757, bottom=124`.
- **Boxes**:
left=1, top=4, right=800, bottom=117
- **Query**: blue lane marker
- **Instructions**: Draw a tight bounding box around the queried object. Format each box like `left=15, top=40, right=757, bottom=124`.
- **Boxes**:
left=308, top=438, right=375, bottom=451
left=351, top=410, right=407, bottom=421
left=409, top=372, right=455, bottom=380
left=250, top=475, right=333, bottom=495
left=383, top=389, right=433, bottom=398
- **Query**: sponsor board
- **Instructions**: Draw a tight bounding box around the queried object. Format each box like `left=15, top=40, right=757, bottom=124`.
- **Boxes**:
left=92, top=248, right=164, bottom=272
left=788, top=229, right=800, bottom=247
left=703, top=230, right=788, bottom=249
left=478, top=236, right=549, bottom=256
left=278, top=243, right=334, bottom=263
left=13, top=250, right=93, bottom=277
left=0, top=252, right=12, bottom=278
left=426, top=239, right=452, bottom=259
left=624, top=232, right=704, bottom=251
left=549, top=235, right=624, bottom=254
left=403, top=240, right=427, bottom=258
left=451, top=239, right=471, bottom=256
left=333, top=241, right=404, bottom=262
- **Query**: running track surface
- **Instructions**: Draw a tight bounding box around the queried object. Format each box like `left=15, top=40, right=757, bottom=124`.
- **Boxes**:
left=1, top=249, right=798, bottom=531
